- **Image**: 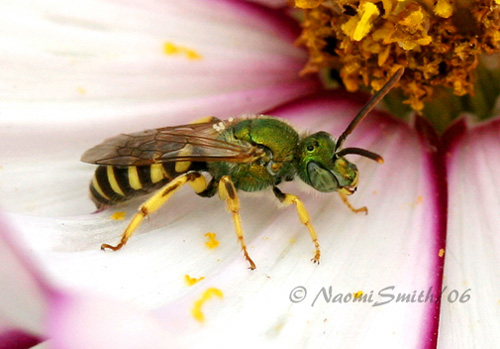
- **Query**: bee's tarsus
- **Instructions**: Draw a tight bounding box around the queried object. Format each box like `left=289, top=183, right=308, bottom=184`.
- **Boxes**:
left=101, top=243, right=122, bottom=251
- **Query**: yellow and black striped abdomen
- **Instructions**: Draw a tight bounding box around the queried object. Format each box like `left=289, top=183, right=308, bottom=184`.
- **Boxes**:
left=89, top=162, right=200, bottom=208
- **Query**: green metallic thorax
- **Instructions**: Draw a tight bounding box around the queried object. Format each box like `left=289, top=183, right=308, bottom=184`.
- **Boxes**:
left=208, top=117, right=299, bottom=192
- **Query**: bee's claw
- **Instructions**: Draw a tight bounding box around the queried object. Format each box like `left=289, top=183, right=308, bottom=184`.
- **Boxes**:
left=357, top=206, right=368, bottom=215
left=311, top=253, right=321, bottom=265
left=101, top=243, right=123, bottom=251
left=245, top=252, right=256, bottom=270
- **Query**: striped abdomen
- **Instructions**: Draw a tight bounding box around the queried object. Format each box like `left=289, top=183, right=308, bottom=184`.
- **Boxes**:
left=89, top=162, right=205, bottom=208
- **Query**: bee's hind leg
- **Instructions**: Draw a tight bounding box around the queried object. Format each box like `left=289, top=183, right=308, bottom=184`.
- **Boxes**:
left=218, top=176, right=256, bottom=270
left=101, top=172, right=207, bottom=251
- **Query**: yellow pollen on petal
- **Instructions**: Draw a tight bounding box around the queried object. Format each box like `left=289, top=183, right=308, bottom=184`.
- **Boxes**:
left=185, top=274, right=205, bottom=286
left=76, top=86, right=86, bottom=95
left=204, top=232, right=219, bottom=249
left=439, top=248, right=445, bottom=257
left=111, top=211, right=126, bottom=220
left=191, top=287, right=224, bottom=322
left=353, top=290, right=364, bottom=299
left=185, top=49, right=202, bottom=60
left=163, top=42, right=179, bottom=55
left=163, top=41, right=202, bottom=60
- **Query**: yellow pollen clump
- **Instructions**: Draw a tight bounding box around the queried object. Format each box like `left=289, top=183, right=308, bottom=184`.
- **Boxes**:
left=205, top=232, right=220, bottom=249
left=439, top=248, right=445, bottom=257
left=185, top=274, right=205, bottom=286
left=434, top=0, right=454, bottom=18
left=353, top=290, right=364, bottom=299
left=111, top=211, right=126, bottom=220
left=191, top=287, right=224, bottom=322
left=163, top=42, right=202, bottom=60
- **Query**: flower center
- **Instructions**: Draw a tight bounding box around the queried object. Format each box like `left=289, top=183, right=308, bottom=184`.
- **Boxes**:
left=294, top=0, right=500, bottom=130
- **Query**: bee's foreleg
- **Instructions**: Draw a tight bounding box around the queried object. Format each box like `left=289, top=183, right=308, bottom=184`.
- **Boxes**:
left=273, top=187, right=321, bottom=264
left=338, top=192, right=368, bottom=215
left=101, top=172, right=207, bottom=251
left=218, top=176, right=256, bottom=270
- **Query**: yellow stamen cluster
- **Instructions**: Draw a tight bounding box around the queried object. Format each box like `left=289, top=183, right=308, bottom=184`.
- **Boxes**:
left=296, top=0, right=500, bottom=110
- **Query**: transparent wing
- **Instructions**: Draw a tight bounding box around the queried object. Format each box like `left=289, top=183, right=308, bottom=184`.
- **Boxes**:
left=81, top=117, right=264, bottom=166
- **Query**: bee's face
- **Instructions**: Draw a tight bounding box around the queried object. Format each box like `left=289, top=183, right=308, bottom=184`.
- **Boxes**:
left=297, top=132, right=359, bottom=194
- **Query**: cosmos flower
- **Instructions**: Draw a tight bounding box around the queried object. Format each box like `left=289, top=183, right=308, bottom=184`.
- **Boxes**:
left=0, top=0, right=499, bottom=348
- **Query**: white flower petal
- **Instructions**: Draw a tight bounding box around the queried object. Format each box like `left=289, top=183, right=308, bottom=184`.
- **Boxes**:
left=0, top=0, right=319, bottom=124
left=6, top=93, right=443, bottom=346
left=438, top=118, right=500, bottom=347
left=0, top=0, right=319, bottom=217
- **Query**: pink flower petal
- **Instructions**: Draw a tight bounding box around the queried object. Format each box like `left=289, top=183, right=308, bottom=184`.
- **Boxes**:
left=245, top=0, right=290, bottom=8
left=438, top=118, right=500, bottom=347
left=46, top=290, right=181, bottom=349
left=0, top=215, right=47, bottom=338
left=0, top=329, right=41, bottom=349
left=0, top=212, right=188, bottom=348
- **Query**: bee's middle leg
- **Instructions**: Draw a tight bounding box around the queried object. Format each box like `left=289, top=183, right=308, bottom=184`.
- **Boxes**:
left=101, top=172, right=207, bottom=251
left=273, top=186, right=321, bottom=264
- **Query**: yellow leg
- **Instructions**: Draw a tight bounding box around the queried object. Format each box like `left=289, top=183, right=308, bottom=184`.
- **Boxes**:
left=339, top=192, right=367, bottom=215
left=101, top=172, right=207, bottom=251
left=273, top=187, right=320, bottom=264
left=218, top=176, right=256, bottom=270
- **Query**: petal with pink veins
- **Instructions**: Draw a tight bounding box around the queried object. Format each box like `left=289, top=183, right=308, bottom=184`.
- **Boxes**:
left=438, top=118, right=500, bottom=347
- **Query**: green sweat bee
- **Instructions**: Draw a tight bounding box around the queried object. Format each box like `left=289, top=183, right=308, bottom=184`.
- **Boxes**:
left=81, top=68, right=404, bottom=270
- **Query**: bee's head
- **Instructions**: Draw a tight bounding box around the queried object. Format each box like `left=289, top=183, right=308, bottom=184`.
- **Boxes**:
left=295, top=68, right=404, bottom=194
left=297, top=132, right=359, bottom=194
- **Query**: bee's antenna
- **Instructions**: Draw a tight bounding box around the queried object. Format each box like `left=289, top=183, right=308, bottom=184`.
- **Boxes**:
left=334, top=147, right=384, bottom=163
left=335, top=67, right=404, bottom=151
